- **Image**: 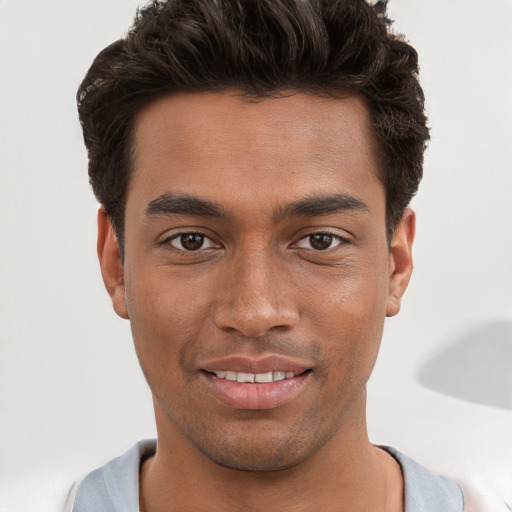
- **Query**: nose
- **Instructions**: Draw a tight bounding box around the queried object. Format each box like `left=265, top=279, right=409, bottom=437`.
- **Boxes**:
left=213, top=246, right=299, bottom=338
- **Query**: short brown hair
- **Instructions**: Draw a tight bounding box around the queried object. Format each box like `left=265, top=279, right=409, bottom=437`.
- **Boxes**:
left=77, top=0, right=429, bottom=252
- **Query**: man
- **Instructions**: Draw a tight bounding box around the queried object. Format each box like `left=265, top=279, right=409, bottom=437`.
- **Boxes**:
left=68, top=0, right=464, bottom=510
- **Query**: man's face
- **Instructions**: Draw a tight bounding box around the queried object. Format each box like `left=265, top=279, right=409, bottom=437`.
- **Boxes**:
left=99, top=91, right=413, bottom=471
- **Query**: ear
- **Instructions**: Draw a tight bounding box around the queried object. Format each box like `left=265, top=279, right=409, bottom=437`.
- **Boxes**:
left=97, top=207, right=129, bottom=319
left=386, top=207, right=415, bottom=317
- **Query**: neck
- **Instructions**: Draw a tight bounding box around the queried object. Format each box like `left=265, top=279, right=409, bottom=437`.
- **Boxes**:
left=140, top=391, right=403, bottom=512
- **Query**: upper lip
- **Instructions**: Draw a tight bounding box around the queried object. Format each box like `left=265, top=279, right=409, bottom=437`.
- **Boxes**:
left=197, top=354, right=313, bottom=374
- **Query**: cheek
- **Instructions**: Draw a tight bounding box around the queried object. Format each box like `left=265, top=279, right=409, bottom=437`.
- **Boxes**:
left=123, top=268, right=214, bottom=387
left=302, top=258, right=389, bottom=379
left=125, top=261, right=214, bottom=329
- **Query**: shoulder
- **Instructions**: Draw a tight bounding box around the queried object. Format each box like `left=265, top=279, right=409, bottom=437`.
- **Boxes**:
left=65, top=439, right=156, bottom=512
left=381, top=446, right=464, bottom=512
left=382, top=446, right=511, bottom=512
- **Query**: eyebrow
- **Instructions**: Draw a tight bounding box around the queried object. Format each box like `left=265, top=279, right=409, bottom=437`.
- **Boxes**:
left=273, top=193, right=369, bottom=221
left=144, top=192, right=227, bottom=218
left=143, top=192, right=368, bottom=221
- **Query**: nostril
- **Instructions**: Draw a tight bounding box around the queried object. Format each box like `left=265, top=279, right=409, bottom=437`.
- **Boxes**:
left=213, top=302, right=299, bottom=338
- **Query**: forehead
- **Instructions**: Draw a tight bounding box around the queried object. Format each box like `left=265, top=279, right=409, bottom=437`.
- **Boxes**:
left=129, top=91, right=381, bottom=213
left=133, top=91, right=376, bottom=162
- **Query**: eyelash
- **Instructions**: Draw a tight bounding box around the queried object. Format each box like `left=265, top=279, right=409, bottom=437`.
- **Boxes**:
left=161, top=232, right=219, bottom=252
left=295, top=231, right=349, bottom=251
left=160, top=230, right=349, bottom=253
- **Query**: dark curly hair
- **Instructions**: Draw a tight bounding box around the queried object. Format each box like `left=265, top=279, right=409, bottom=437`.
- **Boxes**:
left=77, top=0, right=429, bottom=253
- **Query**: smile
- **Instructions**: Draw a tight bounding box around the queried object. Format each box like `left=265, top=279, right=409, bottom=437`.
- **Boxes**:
left=213, top=370, right=297, bottom=383
left=201, top=369, right=311, bottom=410
left=197, top=354, right=314, bottom=409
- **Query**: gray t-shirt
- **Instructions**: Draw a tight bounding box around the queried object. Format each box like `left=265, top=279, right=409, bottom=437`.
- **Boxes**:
left=67, top=439, right=464, bottom=511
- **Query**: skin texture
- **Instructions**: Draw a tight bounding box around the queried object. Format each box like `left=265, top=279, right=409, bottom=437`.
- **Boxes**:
left=98, top=91, right=414, bottom=511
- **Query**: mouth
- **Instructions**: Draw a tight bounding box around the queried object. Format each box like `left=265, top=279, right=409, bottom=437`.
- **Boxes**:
left=198, top=356, right=313, bottom=410
left=207, top=369, right=307, bottom=383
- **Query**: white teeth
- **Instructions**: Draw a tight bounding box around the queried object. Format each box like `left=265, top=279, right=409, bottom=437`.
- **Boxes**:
left=214, top=370, right=297, bottom=382
left=254, top=372, right=273, bottom=383
left=236, top=372, right=255, bottom=383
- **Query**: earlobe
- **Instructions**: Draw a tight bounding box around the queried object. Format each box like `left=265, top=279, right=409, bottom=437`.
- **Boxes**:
left=97, top=207, right=129, bottom=319
left=386, top=208, right=415, bottom=318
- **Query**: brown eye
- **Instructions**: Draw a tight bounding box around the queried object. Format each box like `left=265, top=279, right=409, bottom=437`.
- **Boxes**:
left=296, top=233, right=342, bottom=251
left=181, top=234, right=204, bottom=250
left=310, top=234, right=334, bottom=250
left=170, top=233, right=215, bottom=251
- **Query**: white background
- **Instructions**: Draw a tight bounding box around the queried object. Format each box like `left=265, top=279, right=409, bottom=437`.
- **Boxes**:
left=0, top=1, right=511, bottom=510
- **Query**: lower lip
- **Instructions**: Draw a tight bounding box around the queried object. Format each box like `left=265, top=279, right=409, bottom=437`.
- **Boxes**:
left=202, top=372, right=311, bottom=410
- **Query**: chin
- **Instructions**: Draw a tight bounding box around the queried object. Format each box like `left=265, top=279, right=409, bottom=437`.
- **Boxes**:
left=201, top=446, right=309, bottom=472
left=189, top=422, right=327, bottom=473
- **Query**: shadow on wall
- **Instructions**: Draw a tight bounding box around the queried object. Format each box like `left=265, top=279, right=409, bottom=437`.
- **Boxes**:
left=418, top=320, right=512, bottom=410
